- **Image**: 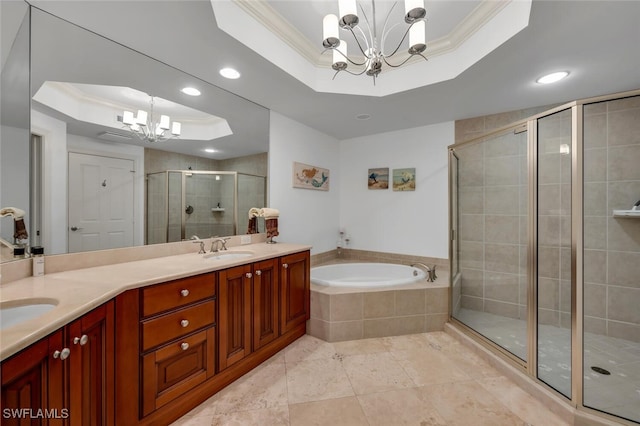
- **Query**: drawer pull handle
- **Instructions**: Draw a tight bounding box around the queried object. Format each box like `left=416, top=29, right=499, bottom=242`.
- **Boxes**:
left=180, top=319, right=190, bottom=328
left=53, top=348, right=70, bottom=360
left=181, top=342, right=189, bottom=351
left=180, top=289, right=190, bottom=297
left=255, top=270, right=262, bottom=276
left=283, top=263, right=288, bottom=269
left=246, top=272, right=252, bottom=279
left=73, top=335, right=89, bottom=346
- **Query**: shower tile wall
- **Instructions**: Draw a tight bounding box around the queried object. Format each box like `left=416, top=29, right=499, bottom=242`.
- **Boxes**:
left=454, top=132, right=528, bottom=320
left=454, top=106, right=558, bottom=321
left=584, top=95, right=640, bottom=342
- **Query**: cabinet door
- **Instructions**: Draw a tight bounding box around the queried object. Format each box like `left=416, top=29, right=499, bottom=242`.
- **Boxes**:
left=218, top=264, right=252, bottom=370
left=252, top=258, right=279, bottom=350
left=1, top=330, right=67, bottom=426
left=141, top=328, right=214, bottom=416
left=280, top=251, right=311, bottom=334
left=67, top=302, right=114, bottom=426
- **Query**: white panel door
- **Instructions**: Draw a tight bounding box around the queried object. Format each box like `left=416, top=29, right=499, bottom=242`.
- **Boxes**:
left=68, top=152, right=135, bottom=253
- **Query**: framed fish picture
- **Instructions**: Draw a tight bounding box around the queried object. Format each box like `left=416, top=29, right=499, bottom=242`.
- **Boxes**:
left=392, top=168, right=416, bottom=191
left=292, top=162, right=330, bottom=191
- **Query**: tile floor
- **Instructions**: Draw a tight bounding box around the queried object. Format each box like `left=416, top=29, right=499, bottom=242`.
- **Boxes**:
left=455, top=308, right=640, bottom=424
left=171, top=331, right=569, bottom=425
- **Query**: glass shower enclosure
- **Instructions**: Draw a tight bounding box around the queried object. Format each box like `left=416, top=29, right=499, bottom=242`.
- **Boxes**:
left=450, top=90, right=640, bottom=424
left=146, top=170, right=267, bottom=244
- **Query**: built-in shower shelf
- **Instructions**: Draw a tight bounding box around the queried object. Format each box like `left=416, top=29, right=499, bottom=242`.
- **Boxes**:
left=211, top=208, right=225, bottom=212
left=613, top=210, right=640, bottom=218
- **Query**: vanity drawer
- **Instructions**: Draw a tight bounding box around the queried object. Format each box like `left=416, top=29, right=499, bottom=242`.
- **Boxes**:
left=141, top=328, right=215, bottom=416
left=141, top=301, right=215, bottom=351
left=142, top=273, right=215, bottom=317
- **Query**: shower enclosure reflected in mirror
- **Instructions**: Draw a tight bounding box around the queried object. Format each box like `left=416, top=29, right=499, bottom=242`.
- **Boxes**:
left=147, top=170, right=266, bottom=245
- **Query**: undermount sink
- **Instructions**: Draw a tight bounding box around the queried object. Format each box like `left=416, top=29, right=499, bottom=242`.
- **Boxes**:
left=0, top=298, right=58, bottom=330
left=203, top=251, right=254, bottom=261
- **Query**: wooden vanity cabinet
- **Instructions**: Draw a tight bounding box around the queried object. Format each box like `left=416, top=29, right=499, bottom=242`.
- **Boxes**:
left=252, top=258, right=279, bottom=351
left=138, top=273, right=216, bottom=417
left=114, top=251, right=310, bottom=425
left=280, top=251, right=311, bottom=334
left=0, top=302, right=114, bottom=426
left=218, top=264, right=252, bottom=370
left=1, top=330, right=66, bottom=426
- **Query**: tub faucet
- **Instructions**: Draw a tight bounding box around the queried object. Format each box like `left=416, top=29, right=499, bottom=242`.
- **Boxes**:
left=210, top=237, right=230, bottom=253
left=411, top=263, right=437, bottom=282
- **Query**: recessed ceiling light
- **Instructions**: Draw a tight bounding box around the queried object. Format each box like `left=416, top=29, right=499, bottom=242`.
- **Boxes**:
left=204, top=148, right=216, bottom=153
left=181, top=87, right=201, bottom=96
left=356, top=113, right=371, bottom=120
left=536, top=71, right=569, bottom=85
left=220, top=68, right=241, bottom=79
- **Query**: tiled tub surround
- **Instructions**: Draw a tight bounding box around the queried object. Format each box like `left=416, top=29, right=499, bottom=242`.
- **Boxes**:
left=308, top=250, right=449, bottom=342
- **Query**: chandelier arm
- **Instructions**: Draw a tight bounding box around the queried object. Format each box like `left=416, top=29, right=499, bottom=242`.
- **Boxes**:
left=380, top=22, right=404, bottom=56
left=323, top=46, right=368, bottom=66
left=346, top=24, right=370, bottom=57
left=379, top=2, right=399, bottom=51
left=357, top=2, right=375, bottom=52
left=384, top=21, right=415, bottom=58
left=382, top=50, right=427, bottom=68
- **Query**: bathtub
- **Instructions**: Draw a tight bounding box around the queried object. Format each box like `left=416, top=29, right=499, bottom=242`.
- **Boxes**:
left=311, top=262, right=426, bottom=288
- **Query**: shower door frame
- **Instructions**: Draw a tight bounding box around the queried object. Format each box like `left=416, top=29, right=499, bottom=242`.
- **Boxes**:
left=448, top=88, right=640, bottom=426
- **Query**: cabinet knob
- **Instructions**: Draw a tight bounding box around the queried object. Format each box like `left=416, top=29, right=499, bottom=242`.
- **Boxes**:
left=246, top=272, right=252, bottom=279
left=180, top=289, right=190, bottom=297
left=180, top=319, right=190, bottom=328
left=53, top=348, right=71, bottom=360
left=283, top=263, right=288, bottom=269
left=180, top=342, right=189, bottom=351
left=255, top=270, right=262, bottom=276
left=73, top=334, right=89, bottom=346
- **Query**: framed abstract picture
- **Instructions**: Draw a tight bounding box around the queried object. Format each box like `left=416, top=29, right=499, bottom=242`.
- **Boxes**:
left=392, top=168, right=415, bottom=191
left=368, top=167, right=389, bottom=189
left=293, top=162, right=330, bottom=191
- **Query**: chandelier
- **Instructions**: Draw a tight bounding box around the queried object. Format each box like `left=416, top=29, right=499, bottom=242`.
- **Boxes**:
left=122, top=96, right=181, bottom=143
left=322, top=0, right=427, bottom=82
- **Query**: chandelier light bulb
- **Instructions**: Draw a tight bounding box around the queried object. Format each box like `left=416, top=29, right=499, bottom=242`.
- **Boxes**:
left=408, top=20, right=426, bottom=54
left=122, top=110, right=135, bottom=126
left=135, top=110, right=148, bottom=126
left=332, top=40, right=348, bottom=71
left=404, top=0, right=426, bottom=23
left=171, top=122, right=181, bottom=136
left=323, top=14, right=340, bottom=48
left=338, top=0, right=358, bottom=27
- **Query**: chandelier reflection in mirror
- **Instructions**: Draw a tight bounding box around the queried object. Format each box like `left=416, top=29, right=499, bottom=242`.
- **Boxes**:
left=322, top=0, right=427, bottom=82
left=122, top=96, right=182, bottom=143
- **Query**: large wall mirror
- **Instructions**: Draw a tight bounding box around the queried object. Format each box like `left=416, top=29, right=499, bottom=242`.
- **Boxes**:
left=1, top=4, right=270, bottom=262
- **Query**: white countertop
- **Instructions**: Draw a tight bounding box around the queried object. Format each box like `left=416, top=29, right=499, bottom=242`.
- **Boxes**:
left=0, top=242, right=311, bottom=361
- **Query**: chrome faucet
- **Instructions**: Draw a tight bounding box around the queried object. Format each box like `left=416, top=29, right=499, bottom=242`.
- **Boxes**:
left=411, top=263, right=437, bottom=282
left=193, top=239, right=206, bottom=254
left=210, top=237, right=230, bottom=253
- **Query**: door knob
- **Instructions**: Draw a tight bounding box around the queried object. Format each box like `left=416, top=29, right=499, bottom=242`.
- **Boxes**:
left=255, top=270, right=262, bottom=276
left=70, top=226, right=83, bottom=231
left=180, top=319, right=189, bottom=328
left=246, top=272, right=252, bottom=278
